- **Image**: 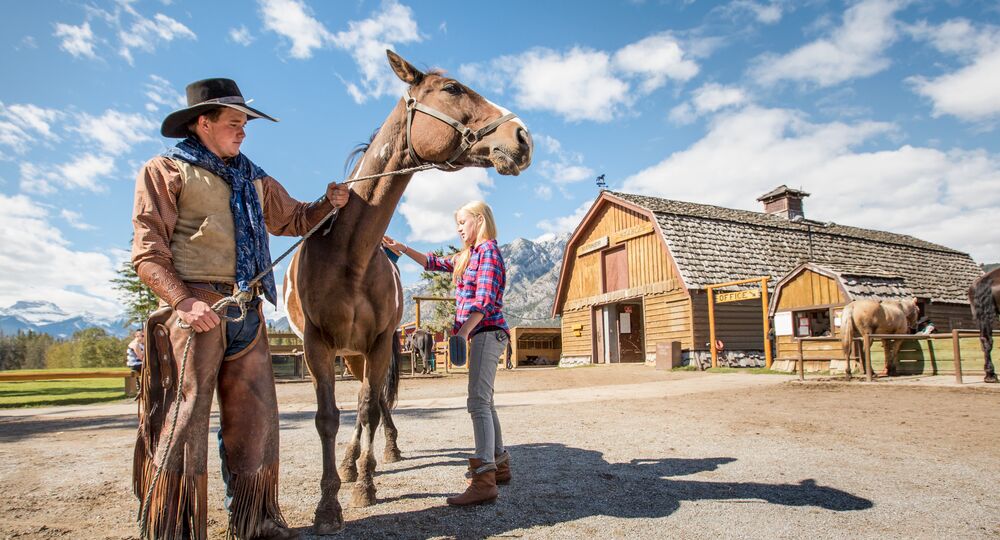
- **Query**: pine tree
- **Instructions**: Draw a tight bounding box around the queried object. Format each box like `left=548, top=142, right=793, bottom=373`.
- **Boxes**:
left=111, top=259, right=159, bottom=326
left=420, top=246, right=458, bottom=334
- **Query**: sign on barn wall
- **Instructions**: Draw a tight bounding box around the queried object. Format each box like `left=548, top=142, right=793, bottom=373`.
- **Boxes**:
left=611, top=223, right=654, bottom=244
left=577, top=236, right=609, bottom=256
left=715, top=289, right=762, bottom=303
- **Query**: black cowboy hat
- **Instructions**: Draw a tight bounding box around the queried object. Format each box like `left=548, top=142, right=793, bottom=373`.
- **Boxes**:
left=160, top=78, right=278, bottom=138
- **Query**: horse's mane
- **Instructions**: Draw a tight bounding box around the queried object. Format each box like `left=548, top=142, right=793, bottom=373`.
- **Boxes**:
left=344, top=128, right=381, bottom=176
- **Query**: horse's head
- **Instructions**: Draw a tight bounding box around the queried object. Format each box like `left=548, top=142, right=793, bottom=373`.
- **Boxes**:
left=387, top=50, right=532, bottom=175
left=904, top=298, right=920, bottom=328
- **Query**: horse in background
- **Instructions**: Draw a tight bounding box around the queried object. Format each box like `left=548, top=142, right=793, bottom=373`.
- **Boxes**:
left=841, top=298, right=919, bottom=378
left=969, top=267, right=1000, bottom=383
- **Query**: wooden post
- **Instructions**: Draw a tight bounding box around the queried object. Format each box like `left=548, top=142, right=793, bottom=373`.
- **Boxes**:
left=415, top=300, right=422, bottom=329
left=761, top=278, right=773, bottom=369
left=952, top=329, right=963, bottom=384
left=797, top=338, right=804, bottom=381
left=864, top=335, right=873, bottom=382
left=708, top=287, right=717, bottom=369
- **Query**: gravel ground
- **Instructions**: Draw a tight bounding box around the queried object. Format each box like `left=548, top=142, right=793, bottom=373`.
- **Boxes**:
left=1, top=365, right=998, bottom=539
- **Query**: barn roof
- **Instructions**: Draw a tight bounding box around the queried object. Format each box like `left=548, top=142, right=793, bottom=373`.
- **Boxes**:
left=601, top=191, right=982, bottom=304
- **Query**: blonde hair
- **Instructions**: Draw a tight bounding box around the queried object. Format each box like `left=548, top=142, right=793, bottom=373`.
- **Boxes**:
left=451, top=200, right=498, bottom=285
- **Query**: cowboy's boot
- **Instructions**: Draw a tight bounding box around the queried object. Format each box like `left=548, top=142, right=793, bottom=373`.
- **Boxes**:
left=495, top=451, right=511, bottom=485
left=250, top=517, right=299, bottom=540
left=447, top=459, right=498, bottom=506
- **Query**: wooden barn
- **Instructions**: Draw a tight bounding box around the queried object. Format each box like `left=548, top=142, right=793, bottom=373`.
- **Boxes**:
left=551, top=187, right=985, bottom=368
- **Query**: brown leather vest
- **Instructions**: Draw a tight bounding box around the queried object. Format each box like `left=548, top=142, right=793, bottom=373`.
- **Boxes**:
left=169, top=159, right=264, bottom=283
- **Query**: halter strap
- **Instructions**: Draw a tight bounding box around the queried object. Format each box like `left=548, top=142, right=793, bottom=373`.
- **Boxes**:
left=403, top=90, right=519, bottom=168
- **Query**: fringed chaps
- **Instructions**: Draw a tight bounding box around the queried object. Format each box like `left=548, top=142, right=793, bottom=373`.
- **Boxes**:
left=133, top=296, right=284, bottom=539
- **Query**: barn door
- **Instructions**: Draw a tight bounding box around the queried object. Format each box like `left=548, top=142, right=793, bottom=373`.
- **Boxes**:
left=602, top=246, right=628, bottom=293
left=617, top=303, right=644, bottom=363
left=593, top=306, right=605, bottom=364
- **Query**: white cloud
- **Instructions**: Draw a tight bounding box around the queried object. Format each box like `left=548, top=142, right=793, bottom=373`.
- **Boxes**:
left=536, top=200, right=594, bottom=238
left=907, top=20, right=1000, bottom=122
left=0, top=102, right=64, bottom=153
left=751, top=0, right=903, bottom=87
left=20, top=153, right=116, bottom=194
left=144, top=75, right=186, bottom=112
left=726, top=1, right=783, bottom=24
left=60, top=209, right=96, bottom=230
left=329, top=1, right=422, bottom=103
left=0, top=194, right=121, bottom=319
left=613, top=33, right=699, bottom=93
left=259, top=0, right=422, bottom=103
left=72, top=110, right=157, bottom=155
left=53, top=21, right=98, bottom=59
left=534, top=133, right=595, bottom=191
left=670, top=83, right=748, bottom=124
left=621, top=105, right=1000, bottom=262
left=535, top=185, right=553, bottom=200
left=229, top=25, right=254, bottom=46
left=460, top=33, right=699, bottom=123
left=398, top=167, right=494, bottom=242
left=259, top=0, right=333, bottom=59
left=117, top=12, right=196, bottom=65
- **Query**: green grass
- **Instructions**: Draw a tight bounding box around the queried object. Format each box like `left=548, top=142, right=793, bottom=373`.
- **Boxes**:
left=0, top=377, right=127, bottom=408
left=672, top=366, right=788, bottom=375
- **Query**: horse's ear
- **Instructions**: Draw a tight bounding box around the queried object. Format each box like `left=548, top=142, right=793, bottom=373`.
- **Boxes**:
left=387, top=50, right=424, bottom=85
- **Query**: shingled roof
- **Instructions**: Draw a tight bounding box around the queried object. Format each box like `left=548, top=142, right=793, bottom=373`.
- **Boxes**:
left=605, top=191, right=983, bottom=304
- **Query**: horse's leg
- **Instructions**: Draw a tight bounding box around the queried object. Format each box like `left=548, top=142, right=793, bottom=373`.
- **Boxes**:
left=886, top=339, right=904, bottom=377
left=352, top=333, right=391, bottom=507
left=303, top=322, right=344, bottom=534
left=982, top=331, right=997, bottom=383
left=338, top=355, right=365, bottom=483
left=381, top=396, right=403, bottom=463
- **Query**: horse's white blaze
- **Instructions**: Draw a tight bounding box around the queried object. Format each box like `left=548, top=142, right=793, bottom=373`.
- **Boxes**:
left=348, top=153, right=367, bottom=193
left=284, top=264, right=304, bottom=340
left=485, top=98, right=526, bottom=130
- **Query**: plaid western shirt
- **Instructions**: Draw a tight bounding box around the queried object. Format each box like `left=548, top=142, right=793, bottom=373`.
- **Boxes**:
left=425, top=239, right=509, bottom=337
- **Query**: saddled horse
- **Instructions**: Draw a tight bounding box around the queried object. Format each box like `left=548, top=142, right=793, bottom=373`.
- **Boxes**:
left=841, top=298, right=919, bottom=377
left=969, top=267, right=1000, bottom=383
left=283, top=50, right=532, bottom=533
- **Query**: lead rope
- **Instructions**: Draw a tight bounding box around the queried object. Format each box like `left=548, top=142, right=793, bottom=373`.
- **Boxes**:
left=138, top=161, right=435, bottom=538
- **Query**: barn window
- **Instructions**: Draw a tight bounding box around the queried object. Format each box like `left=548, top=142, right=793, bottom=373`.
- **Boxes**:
left=793, top=309, right=832, bottom=337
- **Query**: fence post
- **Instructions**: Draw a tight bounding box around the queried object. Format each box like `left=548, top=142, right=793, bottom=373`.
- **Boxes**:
left=797, top=338, right=804, bottom=381
left=952, top=329, right=963, bottom=384
left=864, top=335, right=873, bottom=382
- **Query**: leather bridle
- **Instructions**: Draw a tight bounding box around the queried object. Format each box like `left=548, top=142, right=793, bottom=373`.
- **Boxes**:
left=403, top=89, right=519, bottom=168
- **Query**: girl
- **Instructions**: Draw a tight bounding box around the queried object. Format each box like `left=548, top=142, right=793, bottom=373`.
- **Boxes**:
left=383, top=200, right=511, bottom=506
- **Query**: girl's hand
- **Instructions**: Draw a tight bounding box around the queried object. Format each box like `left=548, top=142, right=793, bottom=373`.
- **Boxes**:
left=382, top=235, right=405, bottom=255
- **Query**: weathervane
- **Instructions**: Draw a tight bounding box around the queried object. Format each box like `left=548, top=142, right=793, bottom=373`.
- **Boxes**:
left=595, top=174, right=607, bottom=189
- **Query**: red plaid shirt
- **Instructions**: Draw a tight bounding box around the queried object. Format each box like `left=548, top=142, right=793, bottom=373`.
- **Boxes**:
left=425, top=239, right=509, bottom=337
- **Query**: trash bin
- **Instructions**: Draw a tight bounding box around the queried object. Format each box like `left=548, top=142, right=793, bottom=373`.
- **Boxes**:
left=656, top=341, right=682, bottom=370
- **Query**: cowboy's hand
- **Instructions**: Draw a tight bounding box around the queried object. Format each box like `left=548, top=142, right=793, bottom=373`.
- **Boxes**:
left=326, top=182, right=350, bottom=209
left=382, top=235, right=405, bottom=255
left=175, top=298, right=221, bottom=333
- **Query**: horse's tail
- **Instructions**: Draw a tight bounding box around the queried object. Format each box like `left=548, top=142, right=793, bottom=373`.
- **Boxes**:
left=841, top=303, right=857, bottom=361
left=384, top=329, right=402, bottom=410
left=970, top=277, right=998, bottom=342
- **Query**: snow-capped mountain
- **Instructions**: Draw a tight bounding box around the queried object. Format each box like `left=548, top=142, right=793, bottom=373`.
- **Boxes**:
left=399, top=233, right=570, bottom=328
left=0, top=301, right=131, bottom=338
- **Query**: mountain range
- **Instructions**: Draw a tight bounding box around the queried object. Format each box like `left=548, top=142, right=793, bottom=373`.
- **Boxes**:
left=0, top=301, right=131, bottom=338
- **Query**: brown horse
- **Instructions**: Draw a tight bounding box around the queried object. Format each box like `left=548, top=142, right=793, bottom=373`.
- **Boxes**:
left=841, top=298, right=919, bottom=377
left=969, top=267, right=1000, bottom=383
left=283, top=50, right=532, bottom=534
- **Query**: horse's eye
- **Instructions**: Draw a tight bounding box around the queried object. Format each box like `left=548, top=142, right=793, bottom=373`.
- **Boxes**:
left=442, top=84, right=463, bottom=96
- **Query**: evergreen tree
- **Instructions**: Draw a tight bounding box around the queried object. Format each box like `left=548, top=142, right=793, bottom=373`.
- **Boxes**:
left=112, top=258, right=158, bottom=326
left=420, top=246, right=458, bottom=334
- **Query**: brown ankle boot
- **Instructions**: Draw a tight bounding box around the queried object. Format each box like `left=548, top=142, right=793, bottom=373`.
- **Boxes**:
left=495, top=451, right=511, bottom=485
left=447, top=459, right=498, bottom=506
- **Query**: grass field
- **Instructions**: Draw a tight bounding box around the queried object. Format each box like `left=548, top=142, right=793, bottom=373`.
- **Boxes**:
left=0, top=373, right=128, bottom=408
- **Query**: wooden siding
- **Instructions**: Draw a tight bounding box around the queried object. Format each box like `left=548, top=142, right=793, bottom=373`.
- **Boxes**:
left=560, top=308, right=592, bottom=359
left=776, top=270, right=846, bottom=311
left=925, top=302, right=977, bottom=332
left=561, top=204, right=676, bottom=308
left=691, top=291, right=766, bottom=350
left=642, top=289, right=693, bottom=351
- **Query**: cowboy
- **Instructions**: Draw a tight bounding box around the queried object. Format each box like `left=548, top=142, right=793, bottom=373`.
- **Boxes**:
left=130, top=78, right=349, bottom=540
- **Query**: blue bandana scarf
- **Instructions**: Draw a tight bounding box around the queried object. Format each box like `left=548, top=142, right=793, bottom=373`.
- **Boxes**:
left=162, top=137, right=277, bottom=305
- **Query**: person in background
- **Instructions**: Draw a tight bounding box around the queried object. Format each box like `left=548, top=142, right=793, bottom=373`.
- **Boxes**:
left=383, top=199, right=511, bottom=506
left=126, top=329, right=145, bottom=374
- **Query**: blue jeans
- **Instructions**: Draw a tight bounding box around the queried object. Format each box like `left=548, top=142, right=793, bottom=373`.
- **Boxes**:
left=467, top=330, right=508, bottom=463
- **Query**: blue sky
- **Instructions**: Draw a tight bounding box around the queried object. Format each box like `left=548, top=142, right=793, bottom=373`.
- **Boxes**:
left=1, top=0, right=998, bottom=321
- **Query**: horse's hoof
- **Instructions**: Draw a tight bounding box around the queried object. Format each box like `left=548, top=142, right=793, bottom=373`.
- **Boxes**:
left=351, top=485, right=377, bottom=507
left=383, top=448, right=403, bottom=463
left=313, top=506, right=345, bottom=536
left=338, top=467, right=358, bottom=483
left=985, top=374, right=998, bottom=383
